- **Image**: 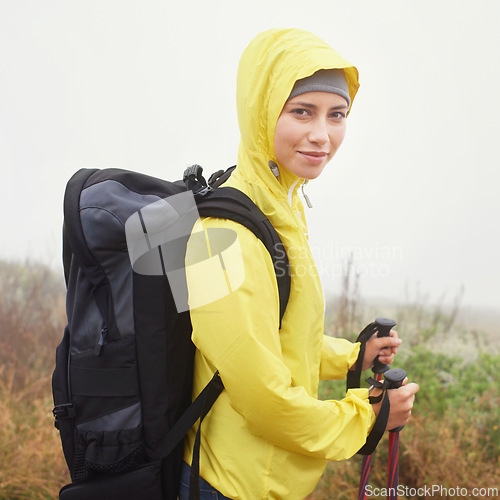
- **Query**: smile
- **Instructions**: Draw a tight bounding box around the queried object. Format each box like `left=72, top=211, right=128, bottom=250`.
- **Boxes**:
left=298, top=151, right=328, bottom=165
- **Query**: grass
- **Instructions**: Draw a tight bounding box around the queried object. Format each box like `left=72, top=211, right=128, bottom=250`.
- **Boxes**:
left=0, top=259, right=498, bottom=499
left=0, top=261, right=69, bottom=499
left=311, top=360, right=499, bottom=499
left=309, top=408, right=499, bottom=500
left=0, top=371, right=70, bottom=499
left=308, top=266, right=499, bottom=499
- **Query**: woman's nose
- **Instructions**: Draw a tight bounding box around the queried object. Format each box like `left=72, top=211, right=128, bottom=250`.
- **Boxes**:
left=307, top=119, right=329, bottom=145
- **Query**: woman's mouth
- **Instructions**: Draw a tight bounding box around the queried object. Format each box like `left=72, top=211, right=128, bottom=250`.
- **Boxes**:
left=298, top=151, right=328, bottom=165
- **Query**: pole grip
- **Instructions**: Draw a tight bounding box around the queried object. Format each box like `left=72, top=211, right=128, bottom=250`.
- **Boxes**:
left=384, top=368, right=407, bottom=432
left=384, top=368, right=406, bottom=389
left=371, top=317, right=397, bottom=374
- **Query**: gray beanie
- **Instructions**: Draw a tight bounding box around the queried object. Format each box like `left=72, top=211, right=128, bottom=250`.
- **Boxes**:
left=287, top=69, right=350, bottom=107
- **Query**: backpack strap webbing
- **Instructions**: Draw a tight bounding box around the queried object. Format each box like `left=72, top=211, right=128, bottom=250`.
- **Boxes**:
left=159, top=371, right=223, bottom=461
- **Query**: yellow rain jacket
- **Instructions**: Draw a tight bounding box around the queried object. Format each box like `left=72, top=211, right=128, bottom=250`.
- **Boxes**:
left=184, top=28, right=375, bottom=499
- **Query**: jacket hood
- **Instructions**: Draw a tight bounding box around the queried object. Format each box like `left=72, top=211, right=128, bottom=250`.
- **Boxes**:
left=235, top=28, right=359, bottom=197
left=184, top=30, right=373, bottom=498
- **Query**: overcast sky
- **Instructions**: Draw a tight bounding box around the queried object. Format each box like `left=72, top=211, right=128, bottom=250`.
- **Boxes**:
left=1, top=1, right=499, bottom=313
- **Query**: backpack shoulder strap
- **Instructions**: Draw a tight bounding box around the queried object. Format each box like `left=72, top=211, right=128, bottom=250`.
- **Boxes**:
left=160, top=182, right=291, bottom=481
left=196, top=186, right=291, bottom=327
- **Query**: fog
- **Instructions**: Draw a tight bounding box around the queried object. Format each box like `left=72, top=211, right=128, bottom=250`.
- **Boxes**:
left=1, top=0, right=499, bottom=312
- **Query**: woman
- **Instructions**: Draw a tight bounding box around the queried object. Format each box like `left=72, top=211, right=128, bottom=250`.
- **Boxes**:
left=181, top=28, right=418, bottom=499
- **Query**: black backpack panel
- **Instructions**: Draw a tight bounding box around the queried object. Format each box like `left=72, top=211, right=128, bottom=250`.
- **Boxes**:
left=52, top=167, right=290, bottom=500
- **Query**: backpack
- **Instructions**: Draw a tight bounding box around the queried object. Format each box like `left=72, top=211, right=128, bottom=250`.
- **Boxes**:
left=52, top=165, right=290, bottom=500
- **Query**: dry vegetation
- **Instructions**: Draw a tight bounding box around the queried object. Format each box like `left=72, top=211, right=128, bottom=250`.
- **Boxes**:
left=0, top=260, right=498, bottom=499
left=0, top=261, right=69, bottom=499
left=311, top=265, right=499, bottom=499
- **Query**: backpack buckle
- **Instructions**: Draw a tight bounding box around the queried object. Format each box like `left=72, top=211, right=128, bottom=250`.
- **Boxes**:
left=53, top=403, right=76, bottom=428
left=183, top=164, right=208, bottom=193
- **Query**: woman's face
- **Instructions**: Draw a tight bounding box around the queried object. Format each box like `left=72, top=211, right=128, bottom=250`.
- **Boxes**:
left=273, top=91, right=348, bottom=180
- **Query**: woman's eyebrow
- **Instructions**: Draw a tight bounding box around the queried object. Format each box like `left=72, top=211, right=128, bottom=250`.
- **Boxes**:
left=288, top=101, right=348, bottom=111
left=289, top=102, right=317, bottom=109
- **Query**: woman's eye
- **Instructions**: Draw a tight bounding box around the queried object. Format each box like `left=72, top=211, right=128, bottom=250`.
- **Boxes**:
left=330, top=111, right=347, bottom=120
left=291, top=108, right=310, bottom=117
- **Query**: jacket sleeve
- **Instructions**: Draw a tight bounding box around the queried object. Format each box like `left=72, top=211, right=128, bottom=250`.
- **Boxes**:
left=185, top=217, right=376, bottom=461
left=319, top=336, right=360, bottom=380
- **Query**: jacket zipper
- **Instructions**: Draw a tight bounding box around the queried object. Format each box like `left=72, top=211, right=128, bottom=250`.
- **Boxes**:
left=301, top=180, right=313, bottom=208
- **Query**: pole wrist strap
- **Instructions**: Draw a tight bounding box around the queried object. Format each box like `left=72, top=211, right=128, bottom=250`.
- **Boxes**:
left=357, top=378, right=391, bottom=455
left=346, top=322, right=378, bottom=391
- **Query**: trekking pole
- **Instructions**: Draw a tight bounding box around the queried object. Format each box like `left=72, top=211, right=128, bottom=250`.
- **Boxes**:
left=358, top=318, right=397, bottom=500
left=383, top=368, right=406, bottom=500
left=359, top=367, right=407, bottom=500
